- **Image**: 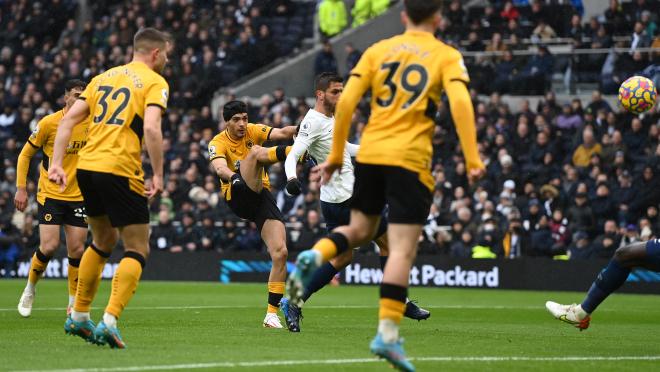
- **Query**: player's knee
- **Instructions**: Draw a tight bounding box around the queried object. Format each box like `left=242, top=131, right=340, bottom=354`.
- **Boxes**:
left=270, top=243, right=288, bottom=263
left=67, top=242, right=85, bottom=258
left=350, top=228, right=376, bottom=247
left=94, top=231, right=119, bottom=252
left=39, top=240, right=59, bottom=256
left=613, top=242, right=645, bottom=263
left=247, top=145, right=263, bottom=158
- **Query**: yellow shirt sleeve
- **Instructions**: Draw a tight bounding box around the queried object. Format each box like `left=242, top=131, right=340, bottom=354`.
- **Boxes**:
left=442, top=52, right=482, bottom=172
left=16, top=142, right=39, bottom=188
left=329, top=48, right=374, bottom=165
left=145, top=78, right=169, bottom=111
left=208, top=138, right=227, bottom=161
left=249, top=123, right=272, bottom=145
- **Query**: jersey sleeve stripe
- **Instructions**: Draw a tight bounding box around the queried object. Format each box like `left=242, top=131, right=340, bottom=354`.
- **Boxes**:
left=450, top=78, right=469, bottom=85
left=210, top=155, right=226, bottom=161
left=27, top=140, right=40, bottom=149
left=266, top=127, right=274, bottom=141
left=147, top=103, right=167, bottom=111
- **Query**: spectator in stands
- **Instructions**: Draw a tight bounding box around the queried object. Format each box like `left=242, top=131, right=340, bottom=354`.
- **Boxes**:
left=567, top=191, right=595, bottom=236
left=151, top=210, right=176, bottom=251
left=568, top=231, right=593, bottom=259
left=345, top=43, right=362, bottom=77
left=514, top=45, right=554, bottom=94
left=532, top=20, right=557, bottom=41
left=319, top=0, right=347, bottom=38
left=604, top=0, right=626, bottom=35
left=352, top=0, right=371, bottom=27
left=530, top=215, right=557, bottom=257
left=500, top=1, right=520, bottom=23
left=591, top=182, right=617, bottom=233
left=236, top=222, right=263, bottom=251
left=446, top=0, right=466, bottom=26
left=572, top=127, right=601, bottom=168
left=502, top=210, right=530, bottom=258
left=630, top=21, right=652, bottom=52
left=485, top=32, right=508, bottom=62
left=592, top=219, right=621, bottom=259
left=315, top=41, right=338, bottom=76
left=294, top=210, right=325, bottom=252
left=450, top=230, right=474, bottom=258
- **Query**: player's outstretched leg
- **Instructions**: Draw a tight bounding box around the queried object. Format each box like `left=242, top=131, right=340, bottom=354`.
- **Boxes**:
left=546, top=241, right=660, bottom=330
left=286, top=233, right=348, bottom=308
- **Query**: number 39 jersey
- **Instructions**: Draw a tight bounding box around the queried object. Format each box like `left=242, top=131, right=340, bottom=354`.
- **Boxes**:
left=77, top=61, right=169, bottom=181
left=349, top=30, right=469, bottom=189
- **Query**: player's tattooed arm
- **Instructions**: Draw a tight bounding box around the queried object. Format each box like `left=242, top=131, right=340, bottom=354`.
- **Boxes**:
left=211, top=157, right=236, bottom=183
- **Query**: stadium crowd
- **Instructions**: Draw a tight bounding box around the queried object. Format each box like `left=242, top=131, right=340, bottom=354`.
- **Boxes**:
left=1, top=0, right=660, bottom=275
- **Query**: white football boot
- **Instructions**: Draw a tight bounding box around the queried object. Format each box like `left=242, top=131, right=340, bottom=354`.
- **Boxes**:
left=18, top=289, right=35, bottom=318
left=263, top=312, right=284, bottom=328
left=545, top=301, right=591, bottom=330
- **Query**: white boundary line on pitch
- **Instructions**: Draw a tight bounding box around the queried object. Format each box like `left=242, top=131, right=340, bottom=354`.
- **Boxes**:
left=11, top=356, right=660, bottom=372
left=0, top=304, right=545, bottom=312
left=0, top=304, right=638, bottom=312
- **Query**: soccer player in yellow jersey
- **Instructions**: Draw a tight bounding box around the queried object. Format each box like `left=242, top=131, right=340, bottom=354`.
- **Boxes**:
left=15, top=80, right=89, bottom=318
left=208, top=100, right=296, bottom=328
left=48, top=28, right=170, bottom=349
left=287, top=1, right=485, bottom=370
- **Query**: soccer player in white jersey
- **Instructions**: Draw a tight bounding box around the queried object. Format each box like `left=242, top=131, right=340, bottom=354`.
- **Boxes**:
left=279, top=72, right=430, bottom=332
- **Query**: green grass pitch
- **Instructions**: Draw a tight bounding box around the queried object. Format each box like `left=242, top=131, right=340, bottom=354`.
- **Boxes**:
left=1, top=280, right=660, bottom=371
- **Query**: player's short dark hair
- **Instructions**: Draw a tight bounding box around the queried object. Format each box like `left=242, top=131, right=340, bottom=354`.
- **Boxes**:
left=314, top=72, right=343, bottom=93
left=404, top=0, right=442, bottom=24
left=64, top=79, right=86, bottom=93
left=223, top=100, right=248, bottom=122
left=133, top=27, right=171, bottom=53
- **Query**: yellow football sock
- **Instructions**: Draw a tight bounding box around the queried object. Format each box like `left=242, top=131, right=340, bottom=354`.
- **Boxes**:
left=74, top=245, right=109, bottom=313
left=313, top=238, right=338, bottom=262
left=67, top=257, right=81, bottom=298
left=105, top=253, right=144, bottom=318
left=27, top=249, right=50, bottom=286
left=267, top=145, right=292, bottom=162
left=378, top=298, right=406, bottom=324
left=267, top=281, right=285, bottom=313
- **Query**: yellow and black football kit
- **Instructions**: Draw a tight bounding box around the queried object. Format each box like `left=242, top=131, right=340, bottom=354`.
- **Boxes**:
left=77, top=60, right=169, bottom=227
left=328, top=30, right=482, bottom=224
left=16, top=109, right=89, bottom=227
left=208, top=123, right=284, bottom=230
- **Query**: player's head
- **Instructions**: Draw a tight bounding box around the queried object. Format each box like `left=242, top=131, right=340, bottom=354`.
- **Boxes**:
left=133, top=27, right=171, bottom=74
left=223, top=100, right=249, bottom=138
left=63, top=79, right=86, bottom=108
left=402, top=0, right=442, bottom=28
left=314, top=72, right=343, bottom=114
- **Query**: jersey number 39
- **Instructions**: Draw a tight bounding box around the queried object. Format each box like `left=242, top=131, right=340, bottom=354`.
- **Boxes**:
left=377, top=62, right=429, bottom=109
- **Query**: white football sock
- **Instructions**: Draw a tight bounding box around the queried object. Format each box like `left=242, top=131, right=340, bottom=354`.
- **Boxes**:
left=378, top=319, right=399, bottom=343
left=71, top=310, right=90, bottom=322
left=103, top=312, right=117, bottom=328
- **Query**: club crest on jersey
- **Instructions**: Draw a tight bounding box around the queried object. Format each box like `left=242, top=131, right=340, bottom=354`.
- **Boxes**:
left=246, top=139, right=254, bottom=148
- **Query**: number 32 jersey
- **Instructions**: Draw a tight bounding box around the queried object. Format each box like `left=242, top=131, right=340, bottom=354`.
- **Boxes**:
left=77, top=61, right=169, bottom=182
left=349, top=30, right=469, bottom=190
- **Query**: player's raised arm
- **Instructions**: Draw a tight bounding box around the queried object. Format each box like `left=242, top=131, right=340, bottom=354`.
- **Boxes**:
left=49, top=99, right=89, bottom=190
left=144, top=105, right=164, bottom=199
left=268, top=125, right=297, bottom=141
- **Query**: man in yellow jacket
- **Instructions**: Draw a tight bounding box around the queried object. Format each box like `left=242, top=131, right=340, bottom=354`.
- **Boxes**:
left=319, top=0, right=347, bottom=38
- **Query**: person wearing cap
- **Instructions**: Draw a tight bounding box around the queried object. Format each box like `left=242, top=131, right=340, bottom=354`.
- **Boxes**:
left=567, top=231, right=593, bottom=260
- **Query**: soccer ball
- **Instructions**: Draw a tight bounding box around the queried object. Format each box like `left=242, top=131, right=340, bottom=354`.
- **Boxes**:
left=618, top=76, right=657, bottom=114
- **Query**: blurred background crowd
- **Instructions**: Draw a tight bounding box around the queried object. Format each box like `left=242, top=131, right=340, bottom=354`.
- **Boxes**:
left=1, top=0, right=659, bottom=274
